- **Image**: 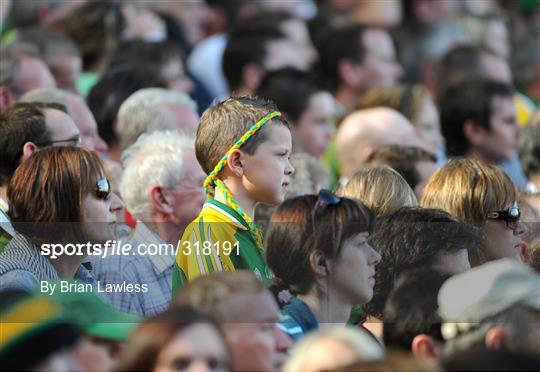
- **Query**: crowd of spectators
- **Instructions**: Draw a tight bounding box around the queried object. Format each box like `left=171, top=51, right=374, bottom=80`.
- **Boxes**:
left=1, top=0, right=539, bottom=371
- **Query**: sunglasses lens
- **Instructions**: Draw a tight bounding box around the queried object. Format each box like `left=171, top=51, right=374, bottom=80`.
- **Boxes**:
left=96, top=179, right=110, bottom=200
left=508, top=207, right=520, bottom=219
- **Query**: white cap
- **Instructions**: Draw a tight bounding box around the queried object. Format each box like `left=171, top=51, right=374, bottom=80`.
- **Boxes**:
left=438, top=259, right=540, bottom=339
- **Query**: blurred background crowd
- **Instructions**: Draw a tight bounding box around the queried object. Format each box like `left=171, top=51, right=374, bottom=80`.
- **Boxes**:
left=0, top=0, right=539, bottom=371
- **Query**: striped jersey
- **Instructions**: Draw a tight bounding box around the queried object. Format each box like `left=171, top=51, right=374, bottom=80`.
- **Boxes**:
left=172, top=199, right=273, bottom=293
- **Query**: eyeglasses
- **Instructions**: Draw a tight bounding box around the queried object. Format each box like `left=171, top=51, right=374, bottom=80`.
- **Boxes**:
left=486, top=206, right=521, bottom=230
left=35, top=136, right=81, bottom=147
left=96, top=178, right=111, bottom=200
left=312, top=190, right=341, bottom=226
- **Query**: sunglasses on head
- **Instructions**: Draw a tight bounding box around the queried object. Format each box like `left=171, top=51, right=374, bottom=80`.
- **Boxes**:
left=96, top=178, right=111, bottom=200
left=486, top=206, right=521, bottom=230
left=312, top=189, right=341, bottom=225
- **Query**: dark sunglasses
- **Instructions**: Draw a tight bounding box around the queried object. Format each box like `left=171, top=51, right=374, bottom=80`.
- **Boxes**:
left=312, top=189, right=341, bottom=225
left=96, top=178, right=111, bottom=200
left=486, top=206, right=521, bottom=230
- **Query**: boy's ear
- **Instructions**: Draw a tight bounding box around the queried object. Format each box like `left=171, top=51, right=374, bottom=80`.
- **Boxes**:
left=463, top=119, right=487, bottom=146
left=485, top=325, right=507, bottom=350
left=411, top=334, right=443, bottom=362
left=225, top=149, right=244, bottom=177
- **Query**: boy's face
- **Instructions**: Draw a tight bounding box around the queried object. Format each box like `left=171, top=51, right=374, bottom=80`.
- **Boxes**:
left=241, top=124, right=294, bottom=206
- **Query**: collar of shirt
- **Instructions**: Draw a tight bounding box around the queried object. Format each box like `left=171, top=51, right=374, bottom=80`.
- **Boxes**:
left=133, top=220, right=174, bottom=274
left=0, top=198, right=8, bottom=213
left=204, top=198, right=249, bottom=231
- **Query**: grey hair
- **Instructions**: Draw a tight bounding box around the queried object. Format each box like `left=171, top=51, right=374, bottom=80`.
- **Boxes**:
left=117, top=88, right=197, bottom=151
left=120, top=130, right=195, bottom=218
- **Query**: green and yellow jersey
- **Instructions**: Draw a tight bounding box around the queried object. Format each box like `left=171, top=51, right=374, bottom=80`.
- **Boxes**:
left=172, top=199, right=273, bottom=293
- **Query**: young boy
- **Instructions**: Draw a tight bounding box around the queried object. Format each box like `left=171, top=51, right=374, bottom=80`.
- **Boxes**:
left=172, top=96, right=294, bottom=291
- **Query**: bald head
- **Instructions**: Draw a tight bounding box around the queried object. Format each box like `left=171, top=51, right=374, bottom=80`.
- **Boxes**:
left=336, top=107, right=418, bottom=179
left=20, top=87, right=107, bottom=153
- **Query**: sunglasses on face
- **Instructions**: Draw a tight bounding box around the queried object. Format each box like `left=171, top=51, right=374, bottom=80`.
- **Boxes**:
left=486, top=206, right=521, bottom=230
left=96, top=178, right=111, bottom=200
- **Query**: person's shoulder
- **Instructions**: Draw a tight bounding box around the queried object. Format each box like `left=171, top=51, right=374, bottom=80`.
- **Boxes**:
left=0, top=269, right=38, bottom=292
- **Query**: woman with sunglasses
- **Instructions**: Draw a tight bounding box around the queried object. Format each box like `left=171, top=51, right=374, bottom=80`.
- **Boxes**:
left=266, top=191, right=381, bottom=341
left=421, top=158, right=525, bottom=266
left=0, top=147, right=123, bottom=291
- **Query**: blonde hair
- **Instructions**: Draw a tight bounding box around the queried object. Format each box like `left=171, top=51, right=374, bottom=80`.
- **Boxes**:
left=421, top=158, right=517, bottom=227
left=340, top=165, right=417, bottom=216
left=284, top=327, right=384, bottom=372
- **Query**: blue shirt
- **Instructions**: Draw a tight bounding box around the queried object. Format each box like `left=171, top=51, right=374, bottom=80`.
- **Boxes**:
left=278, top=297, right=319, bottom=341
left=0, top=234, right=96, bottom=292
left=90, top=221, right=174, bottom=316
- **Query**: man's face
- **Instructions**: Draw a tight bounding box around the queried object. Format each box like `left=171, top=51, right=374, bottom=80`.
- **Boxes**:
left=17, top=56, right=56, bottom=97
left=223, top=290, right=292, bottom=372
left=476, top=96, right=518, bottom=163
left=69, top=97, right=108, bottom=153
left=361, top=29, right=403, bottom=89
left=414, top=160, right=438, bottom=200
left=294, top=91, right=335, bottom=158
left=43, top=108, right=80, bottom=146
left=165, top=149, right=206, bottom=225
left=49, top=54, right=82, bottom=95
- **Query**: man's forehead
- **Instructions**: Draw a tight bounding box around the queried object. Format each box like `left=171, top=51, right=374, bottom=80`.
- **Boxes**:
left=227, top=290, right=279, bottom=321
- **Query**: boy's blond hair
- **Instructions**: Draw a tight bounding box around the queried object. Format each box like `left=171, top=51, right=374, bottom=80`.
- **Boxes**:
left=340, top=165, right=417, bottom=216
left=195, top=96, right=288, bottom=174
left=421, top=158, right=517, bottom=227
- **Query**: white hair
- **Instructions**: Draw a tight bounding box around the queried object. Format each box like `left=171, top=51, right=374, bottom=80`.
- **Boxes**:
left=117, top=88, right=197, bottom=151
left=120, top=130, right=195, bottom=218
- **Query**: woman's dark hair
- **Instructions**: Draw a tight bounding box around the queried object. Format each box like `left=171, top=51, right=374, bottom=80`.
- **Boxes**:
left=266, top=194, right=375, bottom=298
left=257, top=68, right=325, bottom=124
left=7, top=146, right=106, bottom=243
left=116, top=306, right=228, bottom=371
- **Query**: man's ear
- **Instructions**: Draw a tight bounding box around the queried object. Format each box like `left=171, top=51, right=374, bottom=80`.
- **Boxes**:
left=225, top=149, right=244, bottom=177
left=149, top=185, right=173, bottom=215
left=0, top=86, right=16, bottom=113
left=309, top=250, right=328, bottom=277
left=485, top=325, right=506, bottom=350
left=338, top=58, right=363, bottom=88
left=242, top=63, right=264, bottom=93
left=21, top=142, right=39, bottom=161
left=463, top=119, right=487, bottom=147
left=411, top=334, right=443, bottom=362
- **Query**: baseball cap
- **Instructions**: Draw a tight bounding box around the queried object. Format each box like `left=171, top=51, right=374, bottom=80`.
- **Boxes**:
left=438, top=259, right=540, bottom=339
left=0, top=291, right=80, bottom=369
left=38, top=281, right=141, bottom=342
